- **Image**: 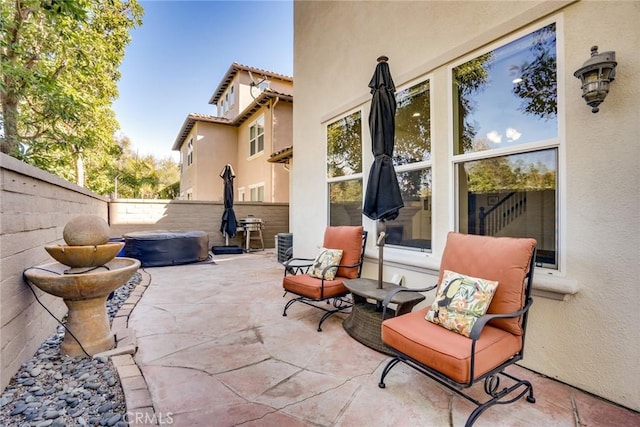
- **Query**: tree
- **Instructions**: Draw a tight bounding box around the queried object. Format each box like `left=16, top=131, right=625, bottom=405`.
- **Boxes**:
left=327, top=111, right=362, bottom=178
left=111, top=135, right=179, bottom=199
left=512, top=23, right=557, bottom=120
left=0, top=0, right=143, bottom=188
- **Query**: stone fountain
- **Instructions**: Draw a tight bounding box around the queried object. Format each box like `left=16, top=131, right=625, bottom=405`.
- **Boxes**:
left=23, top=215, right=140, bottom=357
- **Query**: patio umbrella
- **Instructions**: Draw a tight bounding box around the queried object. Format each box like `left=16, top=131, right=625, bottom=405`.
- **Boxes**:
left=220, top=164, right=237, bottom=245
left=362, top=56, right=404, bottom=288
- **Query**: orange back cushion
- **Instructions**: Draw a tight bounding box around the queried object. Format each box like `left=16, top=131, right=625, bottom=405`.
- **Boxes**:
left=323, top=226, right=364, bottom=279
left=438, top=232, right=536, bottom=335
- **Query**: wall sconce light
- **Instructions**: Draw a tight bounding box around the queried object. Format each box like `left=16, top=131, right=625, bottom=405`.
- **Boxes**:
left=574, top=46, right=617, bottom=113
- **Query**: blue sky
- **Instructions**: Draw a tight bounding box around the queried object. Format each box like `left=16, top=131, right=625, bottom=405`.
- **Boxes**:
left=113, top=0, right=293, bottom=161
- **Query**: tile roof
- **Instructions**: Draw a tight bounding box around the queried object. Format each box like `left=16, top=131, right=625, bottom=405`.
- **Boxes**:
left=171, top=114, right=231, bottom=151
left=209, top=62, right=293, bottom=105
left=267, top=145, right=293, bottom=164
left=172, top=89, right=293, bottom=151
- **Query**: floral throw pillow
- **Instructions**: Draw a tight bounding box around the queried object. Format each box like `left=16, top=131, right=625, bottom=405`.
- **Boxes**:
left=309, top=248, right=344, bottom=280
left=425, top=270, right=499, bottom=337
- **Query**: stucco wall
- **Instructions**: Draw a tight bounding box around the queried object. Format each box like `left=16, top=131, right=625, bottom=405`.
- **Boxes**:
left=272, top=101, right=293, bottom=203
left=181, top=122, right=238, bottom=201
left=235, top=103, right=292, bottom=203
left=0, top=154, right=109, bottom=390
left=292, top=0, right=639, bottom=410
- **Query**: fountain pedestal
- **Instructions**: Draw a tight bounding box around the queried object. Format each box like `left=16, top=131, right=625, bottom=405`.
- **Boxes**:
left=62, top=296, right=115, bottom=356
left=24, top=255, right=140, bottom=357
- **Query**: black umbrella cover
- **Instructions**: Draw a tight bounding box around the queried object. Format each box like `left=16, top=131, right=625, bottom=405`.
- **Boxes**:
left=363, top=58, right=404, bottom=221
left=220, top=164, right=237, bottom=238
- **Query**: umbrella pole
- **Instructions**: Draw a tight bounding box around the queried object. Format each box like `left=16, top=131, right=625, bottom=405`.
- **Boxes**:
left=377, top=221, right=387, bottom=289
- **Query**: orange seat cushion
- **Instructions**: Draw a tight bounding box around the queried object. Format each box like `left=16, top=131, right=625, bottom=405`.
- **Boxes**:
left=438, top=232, right=536, bottom=335
left=381, top=308, right=522, bottom=384
left=323, top=226, right=364, bottom=279
left=283, top=274, right=348, bottom=300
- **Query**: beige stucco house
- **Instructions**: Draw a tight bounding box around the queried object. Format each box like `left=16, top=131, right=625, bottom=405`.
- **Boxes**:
left=291, top=0, right=639, bottom=412
left=172, top=63, right=293, bottom=202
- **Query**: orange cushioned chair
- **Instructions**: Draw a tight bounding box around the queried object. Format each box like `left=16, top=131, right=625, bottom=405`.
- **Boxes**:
left=379, top=232, right=537, bottom=426
left=282, top=226, right=367, bottom=331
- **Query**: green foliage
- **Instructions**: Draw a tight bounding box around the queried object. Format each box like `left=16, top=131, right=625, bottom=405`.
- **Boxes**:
left=452, top=53, right=492, bottom=154
left=512, top=23, right=557, bottom=120
left=111, top=136, right=180, bottom=199
left=394, top=81, right=431, bottom=164
left=465, top=151, right=556, bottom=193
left=327, top=112, right=362, bottom=178
left=1, top=0, right=143, bottom=192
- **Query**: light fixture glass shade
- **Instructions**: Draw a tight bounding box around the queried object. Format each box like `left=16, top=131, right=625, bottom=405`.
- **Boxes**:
left=574, top=46, right=617, bottom=113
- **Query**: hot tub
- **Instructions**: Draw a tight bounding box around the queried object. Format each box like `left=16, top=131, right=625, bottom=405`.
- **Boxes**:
left=124, top=230, right=209, bottom=267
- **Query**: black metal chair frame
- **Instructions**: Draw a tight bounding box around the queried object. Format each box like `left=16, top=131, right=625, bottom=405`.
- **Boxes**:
left=282, top=231, right=367, bottom=332
left=378, top=248, right=537, bottom=426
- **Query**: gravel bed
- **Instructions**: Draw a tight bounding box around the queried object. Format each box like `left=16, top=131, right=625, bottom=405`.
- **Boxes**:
left=0, top=273, right=141, bottom=427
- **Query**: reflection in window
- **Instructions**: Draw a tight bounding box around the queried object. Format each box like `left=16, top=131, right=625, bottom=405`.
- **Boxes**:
left=453, top=23, right=557, bottom=155
left=384, top=80, right=432, bottom=251
left=327, top=112, right=362, bottom=178
left=327, top=111, right=363, bottom=226
left=386, top=168, right=432, bottom=250
left=329, top=180, right=362, bottom=226
left=458, top=149, right=557, bottom=268
left=395, top=81, right=431, bottom=164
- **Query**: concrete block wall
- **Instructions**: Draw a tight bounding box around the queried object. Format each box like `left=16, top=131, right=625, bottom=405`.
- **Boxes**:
left=109, top=199, right=290, bottom=249
left=0, top=154, right=108, bottom=389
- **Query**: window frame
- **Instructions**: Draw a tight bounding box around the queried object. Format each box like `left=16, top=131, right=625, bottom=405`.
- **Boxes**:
left=248, top=115, right=265, bottom=158
left=385, top=76, right=434, bottom=253
left=186, top=138, right=194, bottom=166
left=325, top=108, right=364, bottom=227
left=249, top=183, right=265, bottom=202
left=448, top=17, right=566, bottom=274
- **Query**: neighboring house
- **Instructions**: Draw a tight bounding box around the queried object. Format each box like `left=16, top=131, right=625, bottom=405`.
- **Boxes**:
left=172, top=63, right=293, bottom=202
left=292, top=1, right=639, bottom=413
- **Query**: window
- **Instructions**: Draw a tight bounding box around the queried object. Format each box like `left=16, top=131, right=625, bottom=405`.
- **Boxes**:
left=229, top=86, right=235, bottom=106
left=387, top=80, right=432, bottom=251
left=452, top=23, right=558, bottom=268
left=187, top=139, right=193, bottom=166
left=250, top=184, right=264, bottom=202
left=327, top=111, right=363, bottom=226
left=249, top=116, right=265, bottom=156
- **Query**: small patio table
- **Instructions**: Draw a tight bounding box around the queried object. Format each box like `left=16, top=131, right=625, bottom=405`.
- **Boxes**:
left=343, top=278, right=425, bottom=355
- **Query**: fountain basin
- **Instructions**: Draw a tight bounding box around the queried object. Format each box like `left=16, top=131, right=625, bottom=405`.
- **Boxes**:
left=23, top=257, right=141, bottom=356
left=44, top=242, right=125, bottom=269
left=24, top=257, right=139, bottom=300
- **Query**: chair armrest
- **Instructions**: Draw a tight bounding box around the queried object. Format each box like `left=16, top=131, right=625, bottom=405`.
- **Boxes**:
left=283, top=257, right=314, bottom=276
left=283, top=257, right=314, bottom=266
left=381, top=285, right=437, bottom=320
left=469, top=298, right=533, bottom=340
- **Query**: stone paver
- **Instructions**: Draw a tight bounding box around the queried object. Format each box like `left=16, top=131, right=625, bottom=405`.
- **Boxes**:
left=120, top=250, right=639, bottom=427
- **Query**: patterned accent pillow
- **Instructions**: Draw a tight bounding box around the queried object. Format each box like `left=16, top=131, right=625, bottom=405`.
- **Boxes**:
left=309, top=248, right=344, bottom=280
left=425, top=270, right=499, bottom=337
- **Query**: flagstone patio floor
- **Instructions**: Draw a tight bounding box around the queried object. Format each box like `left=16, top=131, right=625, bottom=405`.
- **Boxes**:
left=123, top=250, right=639, bottom=426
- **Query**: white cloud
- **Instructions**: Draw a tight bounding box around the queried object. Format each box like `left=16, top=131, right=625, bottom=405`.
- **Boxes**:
left=505, top=127, right=522, bottom=142
left=486, top=130, right=502, bottom=144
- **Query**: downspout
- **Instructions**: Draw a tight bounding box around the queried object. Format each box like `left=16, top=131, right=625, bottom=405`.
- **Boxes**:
left=270, top=96, right=280, bottom=202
